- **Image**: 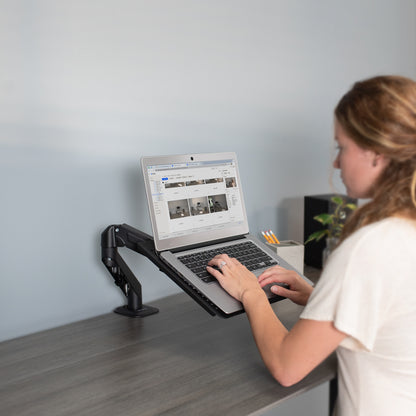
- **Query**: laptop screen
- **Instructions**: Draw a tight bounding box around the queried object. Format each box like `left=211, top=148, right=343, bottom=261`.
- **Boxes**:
left=142, top=152, right=249, bottom=251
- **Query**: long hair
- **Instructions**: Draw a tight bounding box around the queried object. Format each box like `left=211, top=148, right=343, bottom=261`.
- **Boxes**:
left=335, top=75, right=416, bottom=242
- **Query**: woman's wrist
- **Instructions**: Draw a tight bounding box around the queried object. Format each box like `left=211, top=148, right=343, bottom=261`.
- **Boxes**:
left=241, top=287, right=268, bottom=306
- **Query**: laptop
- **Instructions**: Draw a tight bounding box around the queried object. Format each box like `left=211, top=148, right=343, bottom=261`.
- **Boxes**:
left=141, top=152, right=309, bottom=316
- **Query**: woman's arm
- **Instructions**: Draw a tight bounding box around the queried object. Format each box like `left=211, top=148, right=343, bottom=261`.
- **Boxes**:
left=207, top=255, right=346, bottom=386
left=243, top=289, right=345, bottom=385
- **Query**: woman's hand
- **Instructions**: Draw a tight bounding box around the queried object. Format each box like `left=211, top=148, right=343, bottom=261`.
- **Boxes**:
left=206, top=254, right=265, bottom=303
left=258, top=266, right=313, bottom=306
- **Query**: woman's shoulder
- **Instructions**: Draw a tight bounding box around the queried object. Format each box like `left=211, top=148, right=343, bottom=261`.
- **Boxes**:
left=346, top=216, right=416, bottom=242
left=318, top=217, right=416, bottom=293
left=334, top=216, right=416, bottom=263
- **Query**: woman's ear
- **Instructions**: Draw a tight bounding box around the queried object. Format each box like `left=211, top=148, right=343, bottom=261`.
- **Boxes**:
left=372, top=152, right=390, bottom=169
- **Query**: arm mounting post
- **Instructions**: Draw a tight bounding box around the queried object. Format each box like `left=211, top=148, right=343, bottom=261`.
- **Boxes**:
left=101, top=224, right=159, bottom=317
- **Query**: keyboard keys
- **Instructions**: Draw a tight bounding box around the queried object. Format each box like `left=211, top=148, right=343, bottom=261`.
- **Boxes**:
left=178, top=241, right=278, bottom=283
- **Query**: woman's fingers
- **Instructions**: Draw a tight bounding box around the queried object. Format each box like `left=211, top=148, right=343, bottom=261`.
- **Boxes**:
left=258, top=266, right=297, bottom=285
left=257, top=265, right=313, bottom=306
left=206, top=254, right=260, bottom=302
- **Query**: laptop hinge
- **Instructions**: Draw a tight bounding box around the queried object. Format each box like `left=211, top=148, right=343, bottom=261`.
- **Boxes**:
left=170, top=234, right=248, bottom=253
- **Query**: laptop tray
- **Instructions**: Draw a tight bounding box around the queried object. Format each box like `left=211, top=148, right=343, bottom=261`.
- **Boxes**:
left=104, top=223, right=285, bottom=318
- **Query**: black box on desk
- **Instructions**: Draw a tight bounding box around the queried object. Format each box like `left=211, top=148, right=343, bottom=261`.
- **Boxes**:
left=304, top=194, right=356, bottom=268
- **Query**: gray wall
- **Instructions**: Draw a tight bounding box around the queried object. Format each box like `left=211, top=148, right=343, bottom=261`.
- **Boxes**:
left=1, top=1, right=415, bottom=342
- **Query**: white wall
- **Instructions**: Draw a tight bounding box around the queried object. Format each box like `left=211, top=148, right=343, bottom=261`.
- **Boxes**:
left=1, top=0, right=415, bottom=342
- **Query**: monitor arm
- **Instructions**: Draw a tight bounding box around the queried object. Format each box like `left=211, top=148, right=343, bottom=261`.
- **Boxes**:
left=101, top=223, right=219, bottom=317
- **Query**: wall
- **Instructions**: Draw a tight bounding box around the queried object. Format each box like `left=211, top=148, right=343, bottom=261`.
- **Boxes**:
left=1, top=0, right=415, bottom=342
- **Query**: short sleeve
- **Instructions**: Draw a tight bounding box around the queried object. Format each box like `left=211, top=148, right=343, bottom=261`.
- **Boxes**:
left=300, top=223, right=397, bottom=352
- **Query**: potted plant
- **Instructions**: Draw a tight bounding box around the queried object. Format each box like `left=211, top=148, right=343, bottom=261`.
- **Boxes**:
left=305, top=195, right=357, bottom=264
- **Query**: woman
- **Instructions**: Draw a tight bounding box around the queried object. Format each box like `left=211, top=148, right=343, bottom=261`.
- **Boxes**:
left=207, top=75, right=416, bottom=415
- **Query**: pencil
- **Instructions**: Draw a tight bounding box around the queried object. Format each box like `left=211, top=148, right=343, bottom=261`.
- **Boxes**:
left=269, top=230, right=280, bottom=244
left=265, top=231, right=275, bottom=244
left=262, top=231, right=273, bottom=243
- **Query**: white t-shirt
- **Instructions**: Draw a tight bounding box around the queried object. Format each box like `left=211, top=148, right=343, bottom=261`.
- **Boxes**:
left=300, top=217, right=416, bottom=416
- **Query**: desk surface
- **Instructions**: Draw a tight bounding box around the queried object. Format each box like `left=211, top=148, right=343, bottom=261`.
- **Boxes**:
left=0, top=292, right=335, bottom=416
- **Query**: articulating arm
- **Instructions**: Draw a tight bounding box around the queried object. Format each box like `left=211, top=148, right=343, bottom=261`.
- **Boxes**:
left=101, top=223, right=219, bottom=317
left=101, top=224, right=159, bottom=317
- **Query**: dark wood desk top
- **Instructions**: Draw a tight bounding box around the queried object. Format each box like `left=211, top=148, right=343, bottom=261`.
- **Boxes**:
left=0, top=292, right=335, bottom=416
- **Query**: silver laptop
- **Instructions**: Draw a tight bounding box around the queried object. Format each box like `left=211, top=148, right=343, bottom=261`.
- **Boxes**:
left=141, top=152, right=306, bottom=316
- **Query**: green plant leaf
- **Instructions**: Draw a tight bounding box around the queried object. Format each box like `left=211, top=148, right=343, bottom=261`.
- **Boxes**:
left=304, top=229, right=329, bottom=244
left=306, top=195, right=357, bottom=243
left=313, top=213, right=333, bottom=225
left=331, top=195, right=344, bottom=205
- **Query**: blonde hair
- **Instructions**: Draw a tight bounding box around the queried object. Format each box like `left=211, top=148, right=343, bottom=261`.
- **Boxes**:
left=335, top=75, right=416, bottom=242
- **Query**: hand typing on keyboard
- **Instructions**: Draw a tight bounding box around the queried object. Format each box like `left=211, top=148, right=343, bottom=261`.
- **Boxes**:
left=207, top=254, right=313, bottom=306
left=207, top=254, right=265, bottom=303
left=258, top=266, right=313, bottom=306
left=178, top=241, right=278, bottom=284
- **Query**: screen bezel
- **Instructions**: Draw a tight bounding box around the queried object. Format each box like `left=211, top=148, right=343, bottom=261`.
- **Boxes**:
left=141, top=152, right=249, bottom=252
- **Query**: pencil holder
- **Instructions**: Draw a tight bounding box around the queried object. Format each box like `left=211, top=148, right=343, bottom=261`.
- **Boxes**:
left=266, top=240, right=304, bottom=274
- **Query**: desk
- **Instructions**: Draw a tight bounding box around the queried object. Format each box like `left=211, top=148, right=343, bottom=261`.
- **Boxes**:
left=0, top=293, right=336, bottom=416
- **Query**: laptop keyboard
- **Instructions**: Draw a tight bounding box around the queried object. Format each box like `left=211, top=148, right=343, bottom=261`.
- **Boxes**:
left=178, top=241, right=278, bottom=283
